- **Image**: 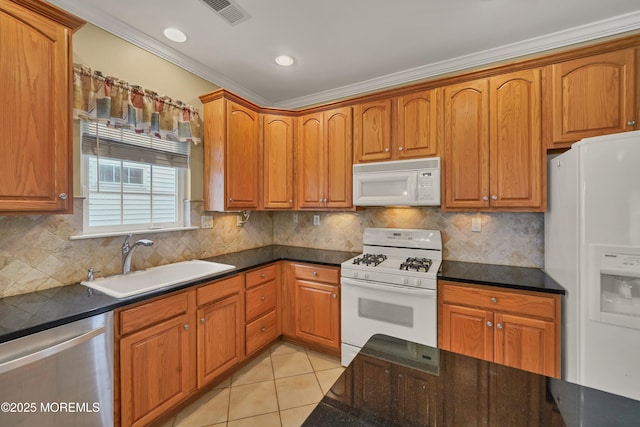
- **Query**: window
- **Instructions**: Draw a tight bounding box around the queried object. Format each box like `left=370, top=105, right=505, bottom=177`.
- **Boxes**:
left=81, top=121, right=189, bottom=234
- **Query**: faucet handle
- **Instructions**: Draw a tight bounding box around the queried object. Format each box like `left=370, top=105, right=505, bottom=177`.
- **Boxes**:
left=87, top=268, right=101, bottom=281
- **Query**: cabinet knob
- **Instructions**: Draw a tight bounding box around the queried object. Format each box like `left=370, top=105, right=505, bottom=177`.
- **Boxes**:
left=384, top=147, right=390, bottom=152
left=323, top=198, right=328, bottom=203
left=229, top=197, right=233, bottom=202
left=200, top=317, right=206, bottom=324
left=628, top=120, right=637, bottom=126
left=289, top=200, right=293, bottom=204
left=261, top=326, right=267, bottom=332
left=482, top=196, right=489, bottom=201
left=497, top=323, right=503, bottom=329
left=58, top=193, right=68, bottom=200
left=332, top=293, right=337, bottom=299
left=261, top=273, right=266, bottom=278
left=312, top=271, right=318, bottom=276
left=183, top=324, right=190, bottom=330
left=398, top=146, right=404, bottom=151
left=260, top=295, right=266, bottom=301
left=491, top=195, right=497, bottom=200
left=486, top=321, right=493, bottom=327
left=491, top=297, right=497, bottom=303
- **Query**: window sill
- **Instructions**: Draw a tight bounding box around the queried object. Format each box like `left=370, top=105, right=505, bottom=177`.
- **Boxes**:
left=69, top=226, right=200, bottom=241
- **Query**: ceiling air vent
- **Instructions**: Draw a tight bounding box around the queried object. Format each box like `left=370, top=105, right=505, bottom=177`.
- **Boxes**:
left=201, top=0, right=250, bottom=25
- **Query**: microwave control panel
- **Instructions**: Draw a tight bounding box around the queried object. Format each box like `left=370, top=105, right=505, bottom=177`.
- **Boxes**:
left=417, top=169, right=440, bottom=202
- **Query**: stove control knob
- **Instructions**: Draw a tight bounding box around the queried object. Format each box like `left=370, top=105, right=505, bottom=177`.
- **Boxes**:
left=417, top=280, right=422, bottom=286
left=353, top=272, right=359, bottom=278
left=403, top=278, right=409, bottom=285
left=364, top=273, right=369, bottom=280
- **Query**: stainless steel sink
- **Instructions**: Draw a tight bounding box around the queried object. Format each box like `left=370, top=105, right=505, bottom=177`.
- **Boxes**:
left=81, top=260, right=235, bottom=298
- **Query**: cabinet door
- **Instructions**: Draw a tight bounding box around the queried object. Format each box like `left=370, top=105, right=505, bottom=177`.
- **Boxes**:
left=294, top=279, right=340, bottom=350
left=297, top=113, right=325, bottom=209
left=489, top=69, right=543, bottom=209
left=443, top=79, right=490, bottom=209
left=396, top=89, right=438, bottom=159
left=262, top=114, right=294, bottom=209
left=395, top=365, right=439, bottom=426
left=325, top=107, right=353, bottom=208
left=0, top=1, right=76, bottom=213
left=226, top=101, right=259, bottom=209
left=547, top=49, right=636, bottom=148
left=353, top=99, right=392, bottom=163
left=440, top=303, right=493, bottom=362
left=120, top=314, right=193, bottom=427
left=493, top=312, right=557, bottom=377
left=197, top=293, right=243, bottom=387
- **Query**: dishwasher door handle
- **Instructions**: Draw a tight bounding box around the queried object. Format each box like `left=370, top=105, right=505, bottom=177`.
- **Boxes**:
left=0, top=325, right=105, bottom=375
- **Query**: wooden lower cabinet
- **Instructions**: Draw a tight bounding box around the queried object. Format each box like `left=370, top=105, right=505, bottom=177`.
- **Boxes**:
left=245, top=264, right=281, bottom=356
left=118, top=292, right=196, bottom=427
left=438, top=280, right=560, bottom=378
left=283, top=262, right=341, bottom=353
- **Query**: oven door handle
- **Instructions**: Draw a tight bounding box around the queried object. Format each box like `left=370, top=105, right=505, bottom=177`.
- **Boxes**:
left=341, top=277, right=436, bottom=296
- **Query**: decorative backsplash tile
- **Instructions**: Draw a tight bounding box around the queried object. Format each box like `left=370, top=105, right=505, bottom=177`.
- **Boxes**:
left=0, top=203, right=543, bottom=298
left=272, top=208, right=543, bottom=268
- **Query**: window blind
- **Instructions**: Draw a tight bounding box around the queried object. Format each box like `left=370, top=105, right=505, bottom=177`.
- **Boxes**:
left=81, top=121, right=189, bottom=168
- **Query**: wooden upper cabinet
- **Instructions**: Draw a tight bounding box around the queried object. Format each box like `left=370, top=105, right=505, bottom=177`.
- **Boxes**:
left=353, top=99, right=392, bottom=162
left=0, top=0, right=83, bottom=214
left=200, top=92, right=260, bottom=211
left=395, top=89, right=439, bottom=159
left=489, top=69, right=543, bottom=209
left=545, top=48, right=637, bottom=149
left=297, top=112, right=325, bottom=209
left=262, top=114, right=294, bottom=209
left=296, top=107, right=352, bottom=210
left=443, top=69, right=543, bottom=211
left=443, top=79, right=490, bottom=209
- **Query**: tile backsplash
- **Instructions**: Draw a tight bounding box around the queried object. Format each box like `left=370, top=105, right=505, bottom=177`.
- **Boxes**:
left=0, top=204, right=543, bottom=298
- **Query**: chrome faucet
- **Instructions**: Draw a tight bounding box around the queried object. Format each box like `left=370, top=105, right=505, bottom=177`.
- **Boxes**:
left=122, top=234, right=154, bottom=274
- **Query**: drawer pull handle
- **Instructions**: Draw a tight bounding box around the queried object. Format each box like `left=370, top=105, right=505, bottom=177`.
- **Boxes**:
left=628, top=120, right=637, bottom=126
left=261, top=273, right=266, bottom=278
left=260, top=296, right=266, bottom=301
left=261, top=327, right=267, bottom=332
left=58, top=193, right=68, bottom=200
left=200, top=317, right=206, bottom=324
left=491, top=297, right=497, bottom=303
left=486, top=321, right=493, bottom=327
left=312, top=271, right=318, bottom=276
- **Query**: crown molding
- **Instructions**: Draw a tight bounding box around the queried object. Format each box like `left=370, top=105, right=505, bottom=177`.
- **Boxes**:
left=275, top=10, right=640, bottom=109
left=46, top=1, right=640, bottom=109
left=45, top=0, right=271, bottom=106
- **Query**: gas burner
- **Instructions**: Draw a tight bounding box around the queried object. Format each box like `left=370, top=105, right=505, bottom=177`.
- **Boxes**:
left=399, top=257, right=433, bottom=273
left=352, top=253, right=387, bottom=267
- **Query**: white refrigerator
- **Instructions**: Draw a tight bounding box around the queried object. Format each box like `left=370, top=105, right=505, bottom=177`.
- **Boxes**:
left=545, top=130, right=640, bottom=400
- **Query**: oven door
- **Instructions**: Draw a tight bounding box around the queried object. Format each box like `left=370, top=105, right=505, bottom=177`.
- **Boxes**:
left=341, top=277, right=436, bottom=365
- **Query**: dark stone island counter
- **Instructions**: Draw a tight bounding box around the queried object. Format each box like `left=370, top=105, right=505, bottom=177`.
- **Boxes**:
left=304, top=334, right=640, bottom=427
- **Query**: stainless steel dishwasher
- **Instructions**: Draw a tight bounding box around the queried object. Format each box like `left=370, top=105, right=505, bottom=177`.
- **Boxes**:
left=0, top=312, right=114, bottom=426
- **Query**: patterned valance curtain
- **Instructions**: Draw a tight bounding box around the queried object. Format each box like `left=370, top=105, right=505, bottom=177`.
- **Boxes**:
left=72, top=64, right=201, bottom=144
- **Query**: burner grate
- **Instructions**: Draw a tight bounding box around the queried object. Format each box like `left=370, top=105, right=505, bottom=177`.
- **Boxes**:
left=400, top=257, right=433, bottom=273
left=352, top=253, right=387, bottom=267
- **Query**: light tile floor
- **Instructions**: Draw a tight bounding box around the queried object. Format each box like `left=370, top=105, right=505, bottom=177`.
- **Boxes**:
left=156, top=341, right=344, bottom=427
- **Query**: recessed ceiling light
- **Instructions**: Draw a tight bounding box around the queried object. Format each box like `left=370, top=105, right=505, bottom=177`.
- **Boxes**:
left=275, top=55, right=295, bottom=67
left=163, top=28, right=187, bottom=43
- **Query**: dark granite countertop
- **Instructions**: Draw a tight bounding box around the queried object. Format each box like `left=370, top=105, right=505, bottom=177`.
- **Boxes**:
left=439, top=260, right=566, bottom=295
left=304, top=334, right=640, bottom=427
left=0, top=245, right=358, bottom=343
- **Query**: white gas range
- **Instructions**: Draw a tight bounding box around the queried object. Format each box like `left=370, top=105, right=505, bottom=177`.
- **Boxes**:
left=340, top=228, right=442, bottom=366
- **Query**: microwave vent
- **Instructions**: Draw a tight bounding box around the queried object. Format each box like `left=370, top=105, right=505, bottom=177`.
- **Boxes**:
left=353, top=158, right=440, bottom=174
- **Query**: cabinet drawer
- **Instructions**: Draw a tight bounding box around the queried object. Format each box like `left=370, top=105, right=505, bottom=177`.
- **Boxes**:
left=439, top=282, right=557, bottom=320
left=197, top=275, right=243, bottom=306
left=246, top=310, right=278, bottom=355
left=246, top=264, right=277, bottom=289
left=246, top=280, right=277, bottom=322
left=293, top=263, right=339, bottom=284
left=119, top=292, right=190, bottom=335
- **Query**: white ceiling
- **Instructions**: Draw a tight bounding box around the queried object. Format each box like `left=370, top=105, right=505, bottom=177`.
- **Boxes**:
left=47, top=0, right=640, bottom=108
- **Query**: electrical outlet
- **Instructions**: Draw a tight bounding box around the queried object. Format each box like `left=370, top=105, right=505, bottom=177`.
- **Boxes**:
left=293, top=213, right=299, bottom=224
left=313, top=215, right=320, bottom=226
left=471, top=217, right=482, bottom=233
left=201, top=215, right=213, bottom=229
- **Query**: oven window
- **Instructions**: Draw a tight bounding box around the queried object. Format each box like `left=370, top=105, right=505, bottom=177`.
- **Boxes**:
left=358, top=298, right=413, bottom=327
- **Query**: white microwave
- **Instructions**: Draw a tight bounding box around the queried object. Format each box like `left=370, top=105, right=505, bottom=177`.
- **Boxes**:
left=352, top=158, right=441, bottom=206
